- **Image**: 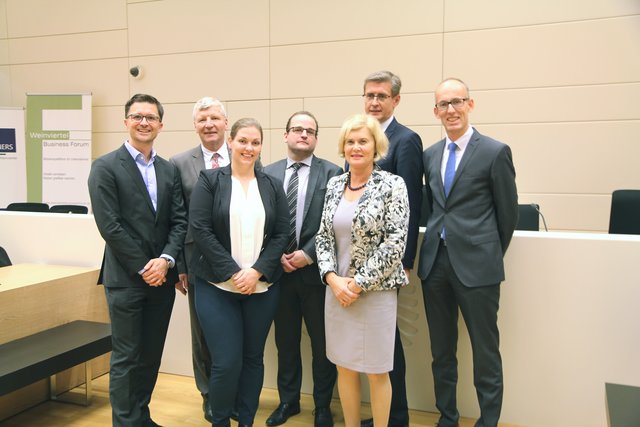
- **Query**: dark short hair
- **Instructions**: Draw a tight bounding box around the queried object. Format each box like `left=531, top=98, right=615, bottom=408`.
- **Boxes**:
left=125, top=93, right=164, bottom=121
left=285, top=111, right=319, bottom=135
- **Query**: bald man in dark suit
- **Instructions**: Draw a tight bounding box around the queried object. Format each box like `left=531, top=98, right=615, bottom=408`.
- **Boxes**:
left=418, top=78, right=518, bottom=427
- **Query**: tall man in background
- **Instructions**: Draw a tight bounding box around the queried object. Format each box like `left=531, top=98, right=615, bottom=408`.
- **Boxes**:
left=264, top=111, right=342, bottom=427
left=170, top=96, right=229, bottom=423
left=359, top=70, right=423, bottom=427
left=418, top=78, right=518, bottom=427
left=89, top=93, right=187, bottom=426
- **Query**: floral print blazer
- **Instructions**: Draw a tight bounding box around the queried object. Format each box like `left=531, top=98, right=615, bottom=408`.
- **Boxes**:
left=316, top=168, right=410, bottom=291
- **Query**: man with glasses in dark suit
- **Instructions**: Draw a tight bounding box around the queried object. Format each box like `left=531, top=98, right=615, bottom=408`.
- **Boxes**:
left=89, top=93, right=187, bottom=427
left=264, top=111, right=342, bottom=427
left=359, top=70, right=423, bottom=427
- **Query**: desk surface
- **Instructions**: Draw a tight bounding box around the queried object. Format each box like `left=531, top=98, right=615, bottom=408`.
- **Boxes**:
left=0, top=264, right=97, bottom=292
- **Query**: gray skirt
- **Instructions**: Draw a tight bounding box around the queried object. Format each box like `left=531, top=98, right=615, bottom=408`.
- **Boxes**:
left=324, top=286, right=397, bottom=374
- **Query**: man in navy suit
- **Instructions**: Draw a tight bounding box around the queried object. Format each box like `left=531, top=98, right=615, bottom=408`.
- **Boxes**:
left=170, top=97, right=229, bottom=422
left=359, top=70, right=423, bottom=427
left=418, top=78, right=518, bottom=427
left=88, top=93, right=187, bottom=426
left=264, top=111, right=342, bottom=427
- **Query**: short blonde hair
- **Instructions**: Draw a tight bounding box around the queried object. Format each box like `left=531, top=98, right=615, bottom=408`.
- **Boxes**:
left=338, top=114, right=389, bottom=162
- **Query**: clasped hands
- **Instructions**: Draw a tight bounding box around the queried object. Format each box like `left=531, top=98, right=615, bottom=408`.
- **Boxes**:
left=232, top=268, right=260, bottom=295
left=326, top=272, right=362, bottom=307
left=142, top=257, right=169, bottom=287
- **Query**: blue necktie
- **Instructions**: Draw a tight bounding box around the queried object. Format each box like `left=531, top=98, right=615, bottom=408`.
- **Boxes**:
left=441, top=142, right=457, bottom=241
left=443, top=142, right=457, bottom=198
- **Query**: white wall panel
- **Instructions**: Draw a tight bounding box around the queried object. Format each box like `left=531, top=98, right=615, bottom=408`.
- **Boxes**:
left=444, top=0, right=640, bottom=31
left=271, top=0, right=443, bottom=45
left=443, top=16, right=640, bottom=89
left=128, top=48, right=270, bottom=104
left=127, top=0, right=269, bottom=56
left=5, top=0, right=126, bottom=37
left=9, top=31, right=127, bottom=64
left=271, top=35, right=442, bottom=99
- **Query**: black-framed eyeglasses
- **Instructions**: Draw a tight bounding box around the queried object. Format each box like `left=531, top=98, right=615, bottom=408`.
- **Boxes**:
left=435, top=98, right=469, bottom=111
left=288, top=126, right=317, bottom=137
left=127, top=114, right=161, bottom=124
left=363, top=93, right=392, bottom=102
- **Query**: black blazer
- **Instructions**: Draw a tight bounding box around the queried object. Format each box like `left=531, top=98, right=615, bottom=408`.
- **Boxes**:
left=263, top=156, right=343, bottom=286
left=88, top=144, right=188, bottom=288
left=418, top=129, right=518, bottom=287
left=188, top=165, right=289, bottom=285
left=374, top=118, right=423, bottom=269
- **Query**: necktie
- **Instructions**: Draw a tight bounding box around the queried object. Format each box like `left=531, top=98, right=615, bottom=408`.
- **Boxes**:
left=443, top=142, right=457, bottom=198
left=286, top=163, right=302, bottom=253
left=211, top=152, right=221, bottom=169
left=441, top=143, right=457, bottom=241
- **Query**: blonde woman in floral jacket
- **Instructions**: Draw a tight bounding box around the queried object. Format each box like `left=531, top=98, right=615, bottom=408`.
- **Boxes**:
left=316, top=114, right=409, bottom=427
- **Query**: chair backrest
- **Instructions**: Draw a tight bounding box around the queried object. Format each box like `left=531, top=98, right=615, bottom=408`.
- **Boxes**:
left=0, top=246, right=11, bottom=267
left=608, top=189, right=640, bottom=235
left=516, top=204, right=539, bottom=231
left=49, top=204, right=89, bottom=214
left=6, top=202, right=50, bottom=212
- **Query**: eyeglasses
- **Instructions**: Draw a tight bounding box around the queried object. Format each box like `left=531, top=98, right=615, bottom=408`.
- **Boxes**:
left=363, top=93, right=392, bottom=102
left=288, top=126, right=317, bottom=137
left=127, top=114, right=161, bottom=124
left=435, top=98, right=469, bottom=111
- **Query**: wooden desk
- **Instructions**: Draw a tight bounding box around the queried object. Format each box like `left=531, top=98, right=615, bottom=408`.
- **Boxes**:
left=0, top=263, right=109, bottom=420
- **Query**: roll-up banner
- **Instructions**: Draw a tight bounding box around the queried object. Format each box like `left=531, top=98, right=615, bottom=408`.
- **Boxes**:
left=0, top=107, right=26, bottom=207
left=26, top=93, right=92, bottom=208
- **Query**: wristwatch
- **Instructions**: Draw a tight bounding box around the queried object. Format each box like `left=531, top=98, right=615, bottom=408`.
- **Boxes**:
left=160, top=256, right=174, bottom=269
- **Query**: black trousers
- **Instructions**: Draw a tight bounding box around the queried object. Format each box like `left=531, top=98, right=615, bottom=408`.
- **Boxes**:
left=105, top=284, right=175, bottom=427
left=421, top=244, right=503, bottom=427
left=273, top=272, right=337, bottom=408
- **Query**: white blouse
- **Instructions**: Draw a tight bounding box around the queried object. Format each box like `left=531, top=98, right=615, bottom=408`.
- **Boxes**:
left=213, top=176, right=270, bottom=293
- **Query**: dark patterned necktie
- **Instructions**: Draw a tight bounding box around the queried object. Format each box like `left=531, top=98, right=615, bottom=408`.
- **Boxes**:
left=286, top=163, right=302, bottom=253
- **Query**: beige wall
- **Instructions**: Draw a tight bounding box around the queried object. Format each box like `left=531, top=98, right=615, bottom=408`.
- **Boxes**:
left=0, top=0, right=639, bottom=231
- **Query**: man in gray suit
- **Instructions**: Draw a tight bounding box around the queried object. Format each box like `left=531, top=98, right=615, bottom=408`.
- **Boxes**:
left=418, top=78, right=518, bottom=427
left=88, top=93, right=187, bottom=426
left=169, top=96, right=229, bottom=422
left=264, top=111, right=341, bottom=427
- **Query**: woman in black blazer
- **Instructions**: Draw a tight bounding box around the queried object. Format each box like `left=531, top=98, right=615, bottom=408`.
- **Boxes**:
left=189, top=118, right=289, bottom=427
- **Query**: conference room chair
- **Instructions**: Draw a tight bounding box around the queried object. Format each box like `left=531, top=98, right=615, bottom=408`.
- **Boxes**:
left=49, top=204, right=88, bottom=214
left=516, top=204, right=540, bottom=231
left=6, top=202, right=50, bottom=212
left=608, top=189, right=640, bottom=235
left=0, top=246, right=11, bottom=267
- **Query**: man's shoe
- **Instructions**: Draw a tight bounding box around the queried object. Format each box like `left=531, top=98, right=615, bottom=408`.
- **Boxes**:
left=265, top=402, right=301, bottom=426
left=202, top=394, right=213, bottom=422
left=360, top=418, right=373, bottom=427
left=313, top=407, right=333, bottom=427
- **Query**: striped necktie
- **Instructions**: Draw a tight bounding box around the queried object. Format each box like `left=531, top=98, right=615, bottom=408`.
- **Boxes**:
left=286, top=163, right=303, bottom=253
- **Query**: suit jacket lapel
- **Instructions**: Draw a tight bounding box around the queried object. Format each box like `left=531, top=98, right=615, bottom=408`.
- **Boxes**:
left=302, top=156, right=320, bottom=221
left=450, top=130, right=480, bottom=195
left=118, top=145, right=155, bottom=215
left=190, top=147, right=205, bottom=177
left=155, top=159, right=168, bottom=221
left=433, top=139, right=447, bottom=200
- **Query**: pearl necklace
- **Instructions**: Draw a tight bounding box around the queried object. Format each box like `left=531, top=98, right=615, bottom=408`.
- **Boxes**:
left=346, top=172, right=367, bottom=191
